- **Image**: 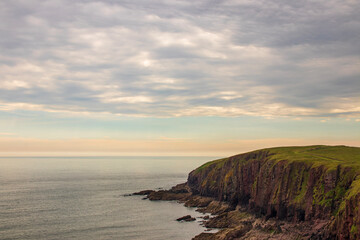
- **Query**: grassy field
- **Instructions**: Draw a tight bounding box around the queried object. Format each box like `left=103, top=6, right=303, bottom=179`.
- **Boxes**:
left=267, top=145, right=360, bottom=170
left=196, top=145, right=360, bottom=172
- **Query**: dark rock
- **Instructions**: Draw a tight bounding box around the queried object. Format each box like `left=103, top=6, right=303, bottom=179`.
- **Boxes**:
left=148, top=190, right=191, bottom=201
left=169, top=183, right=191, bottom=193
left=276, top=223, right=282, bottom=233
left=177, top=215, right=196, bottom=222
left=133, top=183, right=191, bottom=201
left=196, top=200, right=233, bottom=215
left=263, top=221, right=283, bottom=234
left=205, top=210, right=251, bottom=229
left=133, top=190, right=154, bottom=195
left=192, top=232, right=216, bottom=240
left=185, top=196, right=213, bottom=208
left=223, top=222, right=252, bottom=240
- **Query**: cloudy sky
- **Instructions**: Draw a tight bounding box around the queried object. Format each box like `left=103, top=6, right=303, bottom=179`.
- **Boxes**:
left=0, top=0, right=359, bottom=156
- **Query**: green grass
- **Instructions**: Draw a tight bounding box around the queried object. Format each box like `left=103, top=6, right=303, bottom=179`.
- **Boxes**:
left=347, top=175, right=360, bottom=199
left=196, top=145, right=360, bottom=174
left=293, top=170, right=309, bottom=204
left=196, top=157, right=228, bottom=172
left=266, top=145, right=360, bottom=171
left=351, top=224, right=357, bottom=234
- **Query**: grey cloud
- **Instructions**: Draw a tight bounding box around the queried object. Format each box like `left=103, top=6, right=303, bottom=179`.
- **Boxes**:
left=153, top=47, right=200, bottom=59
left=0, top=0, right=359, bottom=118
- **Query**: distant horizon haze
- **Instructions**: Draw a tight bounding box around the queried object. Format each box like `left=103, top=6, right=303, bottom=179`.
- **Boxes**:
left=0, top=139, right=359, bottom=157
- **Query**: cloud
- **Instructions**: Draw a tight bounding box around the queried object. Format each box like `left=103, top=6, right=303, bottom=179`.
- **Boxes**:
left=0, top=0, right=359, bottom=118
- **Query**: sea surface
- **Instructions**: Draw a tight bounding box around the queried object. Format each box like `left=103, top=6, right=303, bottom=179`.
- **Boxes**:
left=0, top=156, right=217, bottom=240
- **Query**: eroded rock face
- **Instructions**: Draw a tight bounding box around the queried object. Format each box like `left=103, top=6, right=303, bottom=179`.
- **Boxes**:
left=335, top=193, right=360, bottom=240
left=187, top=150, right=360, bottom=239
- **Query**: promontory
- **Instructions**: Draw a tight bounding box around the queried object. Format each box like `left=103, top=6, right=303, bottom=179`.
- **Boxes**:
left=135, top=145, right=360, bottom=239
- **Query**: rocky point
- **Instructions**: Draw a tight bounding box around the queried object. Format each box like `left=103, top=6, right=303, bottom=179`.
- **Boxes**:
left=134, top=145, right=360, bottom=240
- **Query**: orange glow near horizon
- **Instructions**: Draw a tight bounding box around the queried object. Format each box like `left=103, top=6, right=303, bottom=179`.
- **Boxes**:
left=1, top=137, right=359, bottom=157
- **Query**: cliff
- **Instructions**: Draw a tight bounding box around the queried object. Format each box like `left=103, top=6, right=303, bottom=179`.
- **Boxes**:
left=187, top=145, right=360, bottom=239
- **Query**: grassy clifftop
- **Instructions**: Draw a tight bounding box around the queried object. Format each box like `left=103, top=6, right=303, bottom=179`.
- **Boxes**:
left=267, top=145, right=360, bottom=169
left=196, top=145, right=360, bottom=197
left=197, top=145, right=360, bottom=171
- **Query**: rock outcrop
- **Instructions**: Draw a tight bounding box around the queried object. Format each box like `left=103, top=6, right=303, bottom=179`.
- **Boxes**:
left=187, top=145, right=360, bottom=239
left=133, top=182, right=192, bottom=201
left=177, top=215, right=196, bottom=222
left=134, top=145, right=360, bottom=239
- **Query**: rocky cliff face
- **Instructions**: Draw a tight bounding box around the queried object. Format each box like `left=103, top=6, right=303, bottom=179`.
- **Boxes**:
left=187, top=146, right=360, bottom=239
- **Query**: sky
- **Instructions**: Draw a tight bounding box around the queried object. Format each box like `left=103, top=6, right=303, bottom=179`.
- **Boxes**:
left=0, top=0, right=359, bottom=156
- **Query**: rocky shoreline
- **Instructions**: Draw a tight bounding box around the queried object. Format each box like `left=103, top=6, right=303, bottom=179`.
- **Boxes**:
left=131, top=146, right=360, bottom=239
left=133, top=183, right=330, bottom=240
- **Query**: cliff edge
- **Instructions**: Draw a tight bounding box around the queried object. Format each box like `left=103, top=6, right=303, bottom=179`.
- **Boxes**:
left=187, top=145, right=360, bottom=239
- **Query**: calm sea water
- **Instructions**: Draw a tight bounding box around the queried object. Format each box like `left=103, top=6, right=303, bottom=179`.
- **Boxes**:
left=0, top=156, right=216, bottom=240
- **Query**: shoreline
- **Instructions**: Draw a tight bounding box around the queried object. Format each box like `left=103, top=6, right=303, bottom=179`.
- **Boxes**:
left=133, top=183, right=329, bottom=240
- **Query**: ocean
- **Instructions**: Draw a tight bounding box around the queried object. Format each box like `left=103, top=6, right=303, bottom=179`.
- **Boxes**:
left=0, top=156, right=216, bottom=240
